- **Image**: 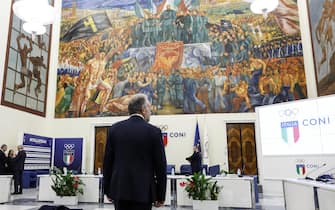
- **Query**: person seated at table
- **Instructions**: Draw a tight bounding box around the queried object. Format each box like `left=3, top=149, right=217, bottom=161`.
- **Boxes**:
left=186, top=144, right=202, bottom=174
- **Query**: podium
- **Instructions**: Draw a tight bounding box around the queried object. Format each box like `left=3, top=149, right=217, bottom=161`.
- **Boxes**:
left=37, top=174, right=103, bottom=203
left=0, top=175, right=12, bottom=203
left=283, top=178, right=335, bottom=210
left=171, top=174, right=256, bottom=208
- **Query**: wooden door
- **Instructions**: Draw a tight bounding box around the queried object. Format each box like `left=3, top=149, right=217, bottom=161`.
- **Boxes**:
left=94, top=126, right=108, bottom=174
left=227, top=124, right=243, bottom=173
left=227, top=123, right=258, bottom=175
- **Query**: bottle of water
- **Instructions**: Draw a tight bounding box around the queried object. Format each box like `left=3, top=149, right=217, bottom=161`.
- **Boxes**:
left=171, top=167, right=175, bottom=175
left=63, top=167, right=67, bottom=175
left=202, top=167, right=206, bottom=175
left=237, top=168, right=241, bottom=176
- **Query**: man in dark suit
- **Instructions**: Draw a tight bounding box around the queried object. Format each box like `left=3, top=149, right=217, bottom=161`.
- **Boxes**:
left=103, top=94, right=167, bottom=210
left=186, top=144, right=202, bottom=174
left=0, top=144, right=8, bottom=175
left=13, top=145, right=26, bottom=194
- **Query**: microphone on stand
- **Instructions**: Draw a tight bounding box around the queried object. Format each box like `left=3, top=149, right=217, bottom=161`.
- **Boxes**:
left=315, top=166, right=335, bottom=182
left=317, top=166, right=335, bottom=176
left=305, top=163, right=327, bottom=180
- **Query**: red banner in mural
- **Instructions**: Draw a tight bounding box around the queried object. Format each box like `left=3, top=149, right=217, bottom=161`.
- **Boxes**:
left=151, top=41, right=184, bottom=75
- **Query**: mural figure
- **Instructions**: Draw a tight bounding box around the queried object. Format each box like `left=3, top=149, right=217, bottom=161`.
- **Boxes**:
left=28, top=56, right=47, bottom=97
left=14, top=34, right=33, bottom=93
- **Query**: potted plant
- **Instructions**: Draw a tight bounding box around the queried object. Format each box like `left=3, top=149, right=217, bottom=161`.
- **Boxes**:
left=180, top=172, right=222, bottom=210
left=51, top=167, right=84, bottom=205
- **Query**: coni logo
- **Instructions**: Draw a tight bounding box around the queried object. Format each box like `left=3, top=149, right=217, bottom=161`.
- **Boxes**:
left=296, top=164, right=306, bottom=175
left=279, top=108, right=300, bottom=144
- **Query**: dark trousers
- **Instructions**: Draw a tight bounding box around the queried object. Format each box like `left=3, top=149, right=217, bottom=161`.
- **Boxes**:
left=114, top=200, right=152, bottom=210
left=13, top=170, right=23, bottom=193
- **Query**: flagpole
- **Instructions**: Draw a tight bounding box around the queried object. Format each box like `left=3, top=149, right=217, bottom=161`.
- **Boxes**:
left=203, top=115, right=209, bottom=166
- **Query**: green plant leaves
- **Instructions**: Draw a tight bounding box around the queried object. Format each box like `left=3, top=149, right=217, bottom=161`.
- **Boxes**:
left=51, top=167, right=85, bottom=196
left=183, top=172, right=222, bottom=200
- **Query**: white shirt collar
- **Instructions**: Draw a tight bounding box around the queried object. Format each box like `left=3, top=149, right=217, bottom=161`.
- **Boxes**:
left=130, top=113, right=144, bottom=119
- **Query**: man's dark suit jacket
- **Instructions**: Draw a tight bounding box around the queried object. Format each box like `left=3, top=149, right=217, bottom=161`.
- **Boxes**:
left=0, top=150, right=7, bottom=174
left=103, top=115, right=167, bottom=203
left=13, top=150, right=26, bottom=171
left=186, top=151, right=202, bottom=174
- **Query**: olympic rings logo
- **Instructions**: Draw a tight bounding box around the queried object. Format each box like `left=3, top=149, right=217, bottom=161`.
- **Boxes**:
left=64, top=144, right=75, bottom=150
left=279, top=108, right=299, bottom=118
left=157, top=125, right=168, bottom=131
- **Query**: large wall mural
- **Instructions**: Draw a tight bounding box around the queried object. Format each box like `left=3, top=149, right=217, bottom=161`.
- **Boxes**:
left=55, top=0, right=306, bottom=118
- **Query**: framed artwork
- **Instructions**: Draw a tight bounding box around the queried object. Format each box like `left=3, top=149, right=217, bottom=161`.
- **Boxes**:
left=1, top=0, right=53, bottom=116
left=307, top=0, right=335, bottom=96
left=55, top=0, right=306, bottom=118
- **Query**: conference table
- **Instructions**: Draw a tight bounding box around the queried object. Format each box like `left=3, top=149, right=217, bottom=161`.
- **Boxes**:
left=167, top=174, right=257, bottom=209
left=0, top=175, right=12, bottom=203
left=37, top=174, right=103, bottom=203
left=283, top=178, right=335, bottom=210
left=38, top=174, right=256, bottom=208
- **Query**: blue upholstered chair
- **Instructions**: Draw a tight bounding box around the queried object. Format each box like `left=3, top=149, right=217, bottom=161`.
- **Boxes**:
left=208, top=164, right=220, bottom=177
left=180, top=164, right=192, bottom=175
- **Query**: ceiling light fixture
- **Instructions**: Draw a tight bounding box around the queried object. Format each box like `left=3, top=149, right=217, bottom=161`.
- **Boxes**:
left=23, top=22, right=46, bottom=35
left=13, top=0, right=55, bottom=36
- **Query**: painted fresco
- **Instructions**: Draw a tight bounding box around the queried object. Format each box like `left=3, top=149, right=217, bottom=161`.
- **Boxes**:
left=55, top=0, right=306, bottom=118
left=307, top=0, right=335, bottom=96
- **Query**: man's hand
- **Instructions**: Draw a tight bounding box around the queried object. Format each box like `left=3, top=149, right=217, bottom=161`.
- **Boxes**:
left=107, top=196, right=113, bottom=203
left=154, top=200, right=164, bottom=207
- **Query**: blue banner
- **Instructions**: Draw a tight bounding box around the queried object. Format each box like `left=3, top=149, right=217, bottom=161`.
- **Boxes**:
left=54, top=138, right=83, bottom=173
left=22, top=133, right=53, bottom=171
